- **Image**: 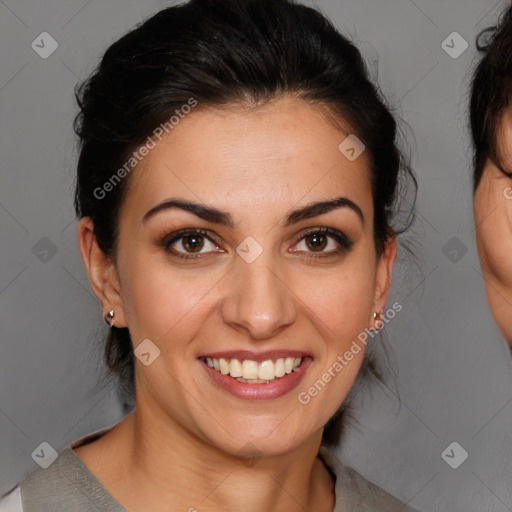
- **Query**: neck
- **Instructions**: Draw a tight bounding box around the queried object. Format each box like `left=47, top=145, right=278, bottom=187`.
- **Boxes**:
left=95, top=404, right=335, bottom=512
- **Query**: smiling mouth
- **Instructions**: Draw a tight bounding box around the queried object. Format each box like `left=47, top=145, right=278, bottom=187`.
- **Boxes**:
left=200, top=356, right=308, bottom=384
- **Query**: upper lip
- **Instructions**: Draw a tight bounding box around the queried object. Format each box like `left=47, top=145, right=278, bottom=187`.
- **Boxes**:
left=198, top=350, right=313, bottom=363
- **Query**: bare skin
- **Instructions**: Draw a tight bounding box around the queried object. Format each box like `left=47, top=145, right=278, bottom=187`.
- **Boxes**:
left=73, top=413, right=335, bottom=512
left=474, top=106, right=512, bottom=346
left=77, top=95, right=396, bottom=511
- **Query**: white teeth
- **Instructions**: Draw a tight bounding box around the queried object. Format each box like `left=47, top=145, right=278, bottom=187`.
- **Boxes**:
left=235, top=377, right=270, bottom=384
left=235, top=377, right=271, bottom=384
left=258, top=360, right=274, bottom=380
left=229, top=359, right=243, bottom=378
left=207, top=356, right=303, bottom=382
left=242, top=360, right=259, bottom=379
left=219, top=358, right=230, bottom=375
left=274, top=358, right=285, bottom=378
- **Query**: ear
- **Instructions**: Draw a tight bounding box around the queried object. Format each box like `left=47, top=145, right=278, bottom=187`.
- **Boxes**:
left=371, top=236, right=397, bottom=328
left=78, top=217, right=127, bottom=327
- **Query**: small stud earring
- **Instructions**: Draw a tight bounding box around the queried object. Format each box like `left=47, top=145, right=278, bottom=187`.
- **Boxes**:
left=104, top=309, right=115, bottom=327
left=372, top=311, right=383, bottom=330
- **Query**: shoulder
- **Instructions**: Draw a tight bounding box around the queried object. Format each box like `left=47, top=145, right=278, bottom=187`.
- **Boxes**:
left=337, top=464, right=419, bottom=511
left=0, top=486, right=23, bottom=512
left=2, top=425, right=119, bottom=512
left=318, top=445, right=420, bottom=512
left=12, top=445, right=81, bottom=511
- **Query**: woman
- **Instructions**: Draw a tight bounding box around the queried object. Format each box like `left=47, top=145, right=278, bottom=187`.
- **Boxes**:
left=0, top=0, right=418, bottom=510
left=471, top=4, right=512, bottom=347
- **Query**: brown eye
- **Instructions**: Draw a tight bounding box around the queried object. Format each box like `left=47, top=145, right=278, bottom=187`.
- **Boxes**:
left=181, top=234, right=205, bottom=253
left=292, top=227, right=353, bottom=258
left=304, top=232, right=328, bottom=252
left=160, top=228, right=223, bottom=258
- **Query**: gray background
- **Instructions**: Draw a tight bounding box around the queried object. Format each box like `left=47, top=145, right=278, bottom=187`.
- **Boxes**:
left=1, top=1, right=512, bottom=511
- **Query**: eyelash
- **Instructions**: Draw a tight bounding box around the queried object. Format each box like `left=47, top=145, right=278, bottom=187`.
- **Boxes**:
left=158, top=227, right=353, bottom=260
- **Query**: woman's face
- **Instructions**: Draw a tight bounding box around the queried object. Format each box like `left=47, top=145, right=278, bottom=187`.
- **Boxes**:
left=89, top=96, right=395, bottom=457
left=474, top=106, right=512, bottom=345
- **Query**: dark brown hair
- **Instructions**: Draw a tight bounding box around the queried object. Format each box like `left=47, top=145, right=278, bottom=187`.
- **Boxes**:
left=470, top=3, right=512, bottom=189
left=73, top=0, right=415, bottom=446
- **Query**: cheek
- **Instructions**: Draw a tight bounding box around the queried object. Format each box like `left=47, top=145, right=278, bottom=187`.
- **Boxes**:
left=119, top=241, right=376, bottom=354
left=119, top=252, right=221, bottom=345
left=292, top=251, right=376, bottom=342
left=475, top=180, right=512, bottom=286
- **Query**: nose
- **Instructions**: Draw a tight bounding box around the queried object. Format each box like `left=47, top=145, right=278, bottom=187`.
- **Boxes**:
left=220, top=251, right=297, bottom=340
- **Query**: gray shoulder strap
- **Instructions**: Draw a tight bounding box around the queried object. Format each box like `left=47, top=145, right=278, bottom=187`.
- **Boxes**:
left=19, top=446, right=127, bottom=512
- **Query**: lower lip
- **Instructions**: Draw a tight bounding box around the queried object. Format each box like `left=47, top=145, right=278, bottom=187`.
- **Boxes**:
left=199, top=357, right=313, bottom=400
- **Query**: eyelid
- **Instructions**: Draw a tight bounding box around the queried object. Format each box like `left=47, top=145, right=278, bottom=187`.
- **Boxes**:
left=160, top=228, right=223, bottom=250
left=292, top=226, right=354, bottom=252
left=159, top=226, right=354, bottom=259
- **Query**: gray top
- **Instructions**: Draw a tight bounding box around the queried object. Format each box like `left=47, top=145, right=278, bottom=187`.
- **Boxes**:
left=1, top=429, right=420, bottom=512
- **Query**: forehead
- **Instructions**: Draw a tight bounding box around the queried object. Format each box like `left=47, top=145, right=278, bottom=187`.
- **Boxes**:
left=122, top=96, right=373, bottom=220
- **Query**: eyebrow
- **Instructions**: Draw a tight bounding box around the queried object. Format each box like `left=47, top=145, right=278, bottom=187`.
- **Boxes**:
left=142, top=196, right=364, bottom=227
